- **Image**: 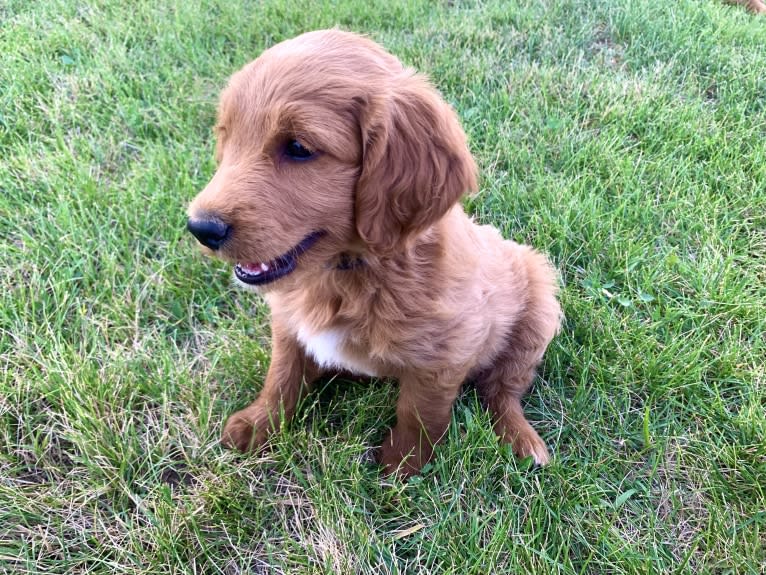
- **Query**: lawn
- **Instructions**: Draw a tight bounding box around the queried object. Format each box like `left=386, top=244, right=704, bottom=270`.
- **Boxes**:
left=1, top=0, right=764, bottom=573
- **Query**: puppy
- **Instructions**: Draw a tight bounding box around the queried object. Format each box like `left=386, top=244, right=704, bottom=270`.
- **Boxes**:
left=187, top=30, right=562, bottom=477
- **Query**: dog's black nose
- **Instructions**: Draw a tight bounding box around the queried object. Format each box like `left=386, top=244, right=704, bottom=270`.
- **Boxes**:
left=187, top=217, right=231, bottom=250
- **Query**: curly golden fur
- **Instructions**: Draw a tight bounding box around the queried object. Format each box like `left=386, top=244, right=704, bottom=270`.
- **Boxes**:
left=187, top=30, right=562, bottom=477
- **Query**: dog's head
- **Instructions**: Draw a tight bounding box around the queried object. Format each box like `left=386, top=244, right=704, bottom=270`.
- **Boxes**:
left=187, top=29, right=477, bottom=290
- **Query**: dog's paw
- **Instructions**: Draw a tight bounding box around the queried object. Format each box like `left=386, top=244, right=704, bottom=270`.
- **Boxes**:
left=511, top=429, right=550, bottom=466
left=378, top=444, right=418, bottom=478
left=377, top=431, right=432, bottom=479
left=221, top=406, right=274, bottom=453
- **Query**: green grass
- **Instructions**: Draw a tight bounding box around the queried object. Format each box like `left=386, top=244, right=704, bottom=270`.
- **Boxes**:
left=2, top=0, right=765, bottom=573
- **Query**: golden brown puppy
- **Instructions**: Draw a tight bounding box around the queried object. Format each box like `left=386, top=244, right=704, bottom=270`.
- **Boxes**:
left=187, top=30, right=562, bottom=477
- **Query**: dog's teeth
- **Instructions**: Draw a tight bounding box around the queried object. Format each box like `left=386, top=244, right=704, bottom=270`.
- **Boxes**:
left=238, top=263, right=262, bottom=276
left=260, top=263, right=269, bottom=272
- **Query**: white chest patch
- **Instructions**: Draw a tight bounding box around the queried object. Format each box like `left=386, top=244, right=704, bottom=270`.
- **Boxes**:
left=296, top=326, right=379, bottom=377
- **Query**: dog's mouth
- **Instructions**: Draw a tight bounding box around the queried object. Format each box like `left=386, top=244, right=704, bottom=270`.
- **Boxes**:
left=234, top=231, right=325, bottom=286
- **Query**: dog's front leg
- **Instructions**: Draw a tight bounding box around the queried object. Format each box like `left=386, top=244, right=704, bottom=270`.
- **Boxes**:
left=221, top=322, right=319, bottom=453
left=379, top=370, right=466, bottom=478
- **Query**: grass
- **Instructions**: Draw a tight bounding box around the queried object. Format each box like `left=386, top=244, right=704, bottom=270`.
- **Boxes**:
left=1, top=0, right=765, bottom=573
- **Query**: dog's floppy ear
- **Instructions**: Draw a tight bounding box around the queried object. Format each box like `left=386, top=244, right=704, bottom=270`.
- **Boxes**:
left=355, top=73, right=478, bottom=255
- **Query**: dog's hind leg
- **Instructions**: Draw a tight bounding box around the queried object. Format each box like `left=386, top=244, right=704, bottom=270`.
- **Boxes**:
left=476, top=250, right=561, bottom=466
left=476, top=350, right=552, bottom=466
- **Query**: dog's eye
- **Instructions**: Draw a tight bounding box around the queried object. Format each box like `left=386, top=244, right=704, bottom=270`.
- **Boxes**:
left=284, top=139, right=315, bottom=161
